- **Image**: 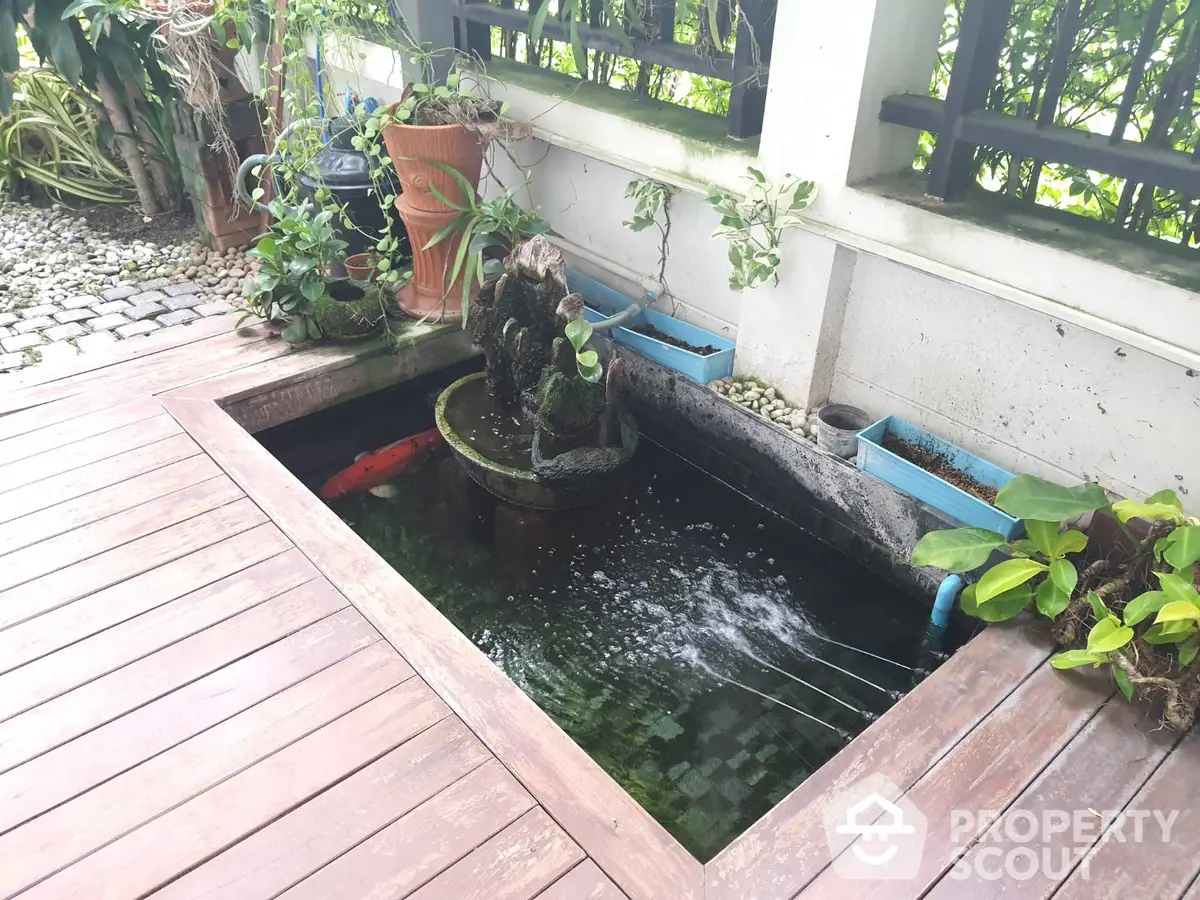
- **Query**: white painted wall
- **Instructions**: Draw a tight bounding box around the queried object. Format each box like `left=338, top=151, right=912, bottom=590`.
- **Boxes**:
left=831, top=253, right=1200, bottom=506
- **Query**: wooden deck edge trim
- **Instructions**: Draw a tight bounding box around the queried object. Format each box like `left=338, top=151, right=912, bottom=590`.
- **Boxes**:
left=706, top=622, right=1056, bottom=900
left=159, top=324, right=476, bottom=435
left=160, top=394, right=706, bottom=900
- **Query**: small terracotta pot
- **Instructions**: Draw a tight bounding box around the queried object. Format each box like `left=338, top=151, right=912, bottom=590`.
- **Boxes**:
left=380, top=115, right=485, bottom=214
left=344, top=253, right=378, bottom=283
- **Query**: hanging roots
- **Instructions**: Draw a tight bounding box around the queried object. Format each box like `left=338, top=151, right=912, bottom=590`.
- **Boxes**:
left=142, top=0, right=238, bottom=179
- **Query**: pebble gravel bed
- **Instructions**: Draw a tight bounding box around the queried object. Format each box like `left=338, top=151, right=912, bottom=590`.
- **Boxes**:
left=0, top=200, right=252, bottom=373
left=709, top=375, right=820, bottom=443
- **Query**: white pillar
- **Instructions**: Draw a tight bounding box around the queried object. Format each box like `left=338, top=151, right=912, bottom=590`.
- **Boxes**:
left=395, top=0, right=456, bottom=82
left=734, top=0, right=945, bottom=407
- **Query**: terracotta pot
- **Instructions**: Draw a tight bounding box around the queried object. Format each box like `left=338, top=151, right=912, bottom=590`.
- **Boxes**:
left=344, top=252, right=378, bottom=283
left=380, top=117, right=485, bottom=214
left=393, top=196, right=478, bottom=322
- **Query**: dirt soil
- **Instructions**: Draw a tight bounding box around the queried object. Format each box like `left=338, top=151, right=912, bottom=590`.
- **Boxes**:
left=29, top=194, right=198, bottom=245
left=882, top=432, right=999, bottom=504
left=630, top=322, right=719, bottom=356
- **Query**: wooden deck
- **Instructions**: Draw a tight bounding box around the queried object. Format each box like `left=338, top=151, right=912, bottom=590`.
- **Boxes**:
left=0, top=316, right=1196, bottom=900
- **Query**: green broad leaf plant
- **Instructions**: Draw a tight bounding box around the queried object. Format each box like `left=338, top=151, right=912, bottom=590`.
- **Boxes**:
left=911, top=475, right=1200, bottom=731
left=422, top=166, right=552, bottom=324
left=704, top=167, right=816, bottom=292
left=564, top=316, right=603, bottom=384
left=241, top=197, right=348, bottom=344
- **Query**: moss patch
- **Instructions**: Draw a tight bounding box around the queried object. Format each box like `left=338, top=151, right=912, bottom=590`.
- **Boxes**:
left=314, top=291, right=386, bottom=341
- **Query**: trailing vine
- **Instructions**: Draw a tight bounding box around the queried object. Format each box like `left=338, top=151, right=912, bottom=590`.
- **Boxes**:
left=623, top=176, right=675, bottom=306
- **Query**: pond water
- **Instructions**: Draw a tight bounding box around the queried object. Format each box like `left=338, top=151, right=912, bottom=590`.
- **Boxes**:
left=308, top=406, right=945, bottom=861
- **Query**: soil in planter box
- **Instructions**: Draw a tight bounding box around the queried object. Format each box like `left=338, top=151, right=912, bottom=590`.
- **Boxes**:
left=630, top=322, right=719, bottom=356
left=882, top=433, right=999, bottom=505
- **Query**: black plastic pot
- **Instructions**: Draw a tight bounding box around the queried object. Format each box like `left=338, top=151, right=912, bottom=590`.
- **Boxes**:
left=297, top=118, right=411, bottom=277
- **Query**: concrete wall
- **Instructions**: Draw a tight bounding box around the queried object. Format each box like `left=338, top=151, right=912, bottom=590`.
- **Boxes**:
left=830, top=254, right=1200, bottom=506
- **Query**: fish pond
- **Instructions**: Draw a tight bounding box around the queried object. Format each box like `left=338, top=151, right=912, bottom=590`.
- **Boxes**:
left=259, top=367, right=962, bottom=861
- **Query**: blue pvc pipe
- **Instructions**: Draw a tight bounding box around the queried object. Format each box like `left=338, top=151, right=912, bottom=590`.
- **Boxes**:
left=932, top=574, right=964, bottom=628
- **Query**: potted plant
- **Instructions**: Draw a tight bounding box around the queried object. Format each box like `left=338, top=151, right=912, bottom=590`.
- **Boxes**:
left=344, top=251, right=383, bottom=283
left=366, top=53, right=522, bottom=321
left=424, top=170, right=552, bottom=321
left=240, top=197, right=348, bottom=343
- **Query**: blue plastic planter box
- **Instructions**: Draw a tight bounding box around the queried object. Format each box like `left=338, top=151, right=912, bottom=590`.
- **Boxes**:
left=856, top=416, right=1023, bottom=538
left=567, top=270, right=735, bottom=384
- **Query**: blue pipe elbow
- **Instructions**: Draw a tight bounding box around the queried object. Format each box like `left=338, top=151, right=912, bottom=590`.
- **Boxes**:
left=933, top=574, right=963, bottom=628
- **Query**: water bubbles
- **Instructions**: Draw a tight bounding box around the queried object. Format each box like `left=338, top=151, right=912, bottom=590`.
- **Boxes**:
left=746, top=550, right=757, bottom=559
left=767, top=558, right=775, bottom=565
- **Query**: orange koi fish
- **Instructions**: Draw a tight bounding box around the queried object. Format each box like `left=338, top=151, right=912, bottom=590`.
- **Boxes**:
left=319, top=427, right=444, bottom=499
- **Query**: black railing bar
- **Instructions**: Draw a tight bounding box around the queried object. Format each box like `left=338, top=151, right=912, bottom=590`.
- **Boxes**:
left=1110, top=0, right=1170, bottom=144
left=882, top=94, right=1200, bottom=198
left=1035, top=0, right=1084, bottom=130
left=652, top=0, right=675, bottom=43
left=459, top=1, right=738, bottom=80
left=926, top=0, right=1015, bottom=198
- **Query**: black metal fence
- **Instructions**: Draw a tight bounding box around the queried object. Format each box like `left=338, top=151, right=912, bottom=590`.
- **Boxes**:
left=881, top=0, right=1200, bottom=244
left=451, top=1, right=776, bottom=139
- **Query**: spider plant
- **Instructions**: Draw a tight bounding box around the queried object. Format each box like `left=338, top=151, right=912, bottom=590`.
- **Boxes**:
left=424, top=165, right=553, bottom=324
left=0, top=67, right=134, bottom=202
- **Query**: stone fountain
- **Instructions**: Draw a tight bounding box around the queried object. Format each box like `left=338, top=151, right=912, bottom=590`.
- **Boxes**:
left=434, top=237, right=638, bottom=510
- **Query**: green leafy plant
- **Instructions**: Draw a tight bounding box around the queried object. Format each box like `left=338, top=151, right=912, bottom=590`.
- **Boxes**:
left=623, top=176, right=675, bottom=293
left=372, top=52, right=511, bottom=132
left=241, top=197, right=348, bottom=344
left=912, top=475, right=1107, bottom=623
left=423, top=165, right=552, bottom=322
left=704, top=167, right=816, bottom=291
left=913, top=478, right=1200, bottom=730
left=565, top=316, right=603, bottom=384
left=529, top=0, right=633, bottom=78
left=0, top=66, right=134, bottom=202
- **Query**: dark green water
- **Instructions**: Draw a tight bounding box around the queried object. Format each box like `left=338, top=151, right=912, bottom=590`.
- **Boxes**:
left=328, top=439, right=936, bottom=861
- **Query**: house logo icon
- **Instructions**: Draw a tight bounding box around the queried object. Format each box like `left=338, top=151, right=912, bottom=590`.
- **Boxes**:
left=822, top=774, right=928, bottom=880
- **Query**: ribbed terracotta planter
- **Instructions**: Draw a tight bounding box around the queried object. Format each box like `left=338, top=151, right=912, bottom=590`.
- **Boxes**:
left=380, top=117, right=485, bottom=214
left=393, top=196, right=476, bottom=322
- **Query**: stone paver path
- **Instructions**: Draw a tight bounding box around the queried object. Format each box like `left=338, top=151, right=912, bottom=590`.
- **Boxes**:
left=0, top=201, right=253, bottom=374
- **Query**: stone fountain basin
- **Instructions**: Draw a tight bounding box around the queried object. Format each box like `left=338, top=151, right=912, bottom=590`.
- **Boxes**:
left=435, top=372, right=637, bottom=511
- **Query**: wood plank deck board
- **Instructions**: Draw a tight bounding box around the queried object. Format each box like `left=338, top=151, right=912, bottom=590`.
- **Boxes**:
left=152, top=717, right=492, bottom=900
left=0, top=474, right=241, bottom=592
left=0, top=454, right=222, bottom=555
left=0, top=496, right=267, bottom=630
left=0, top=397, right=164, bottom=466
left=21, top=681, right=452, bottom=900
left=0, top=413, right=181, bottom=491
left=0, top=604, right=380, bottom=834
left=405, top=807, right=585, bottom=900
left=0, top=432, right=202, bottom=525
left=279, top=758, right=539, bottom=900
left=1048, top=731, right=1200, bottom=900
left=0, top=581, right=349, bottom=774
left=0, top=643, right=413, bottom=899
left=0, top=324, right=1191, bottom=900
left=0, top=548, right=314, bottom=722
left=537, top=861, right=629, bottom=900
left=0, top=524, right=293, bottom=679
